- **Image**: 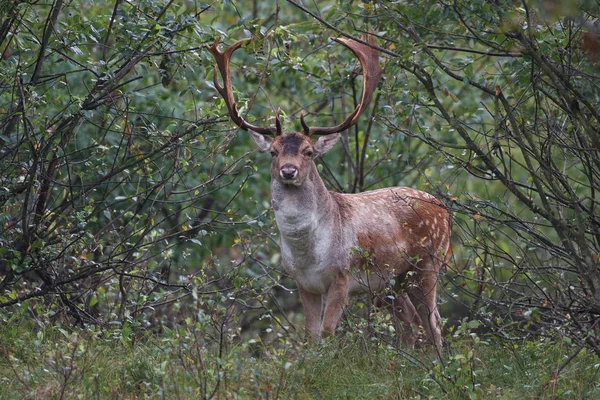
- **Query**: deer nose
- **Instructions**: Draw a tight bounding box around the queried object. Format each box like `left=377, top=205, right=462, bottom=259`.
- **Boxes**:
left=280, top=164, right=298, bottom=180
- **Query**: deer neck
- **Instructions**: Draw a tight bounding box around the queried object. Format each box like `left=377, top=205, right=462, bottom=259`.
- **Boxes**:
left=270, top=164, right=337, bottom=239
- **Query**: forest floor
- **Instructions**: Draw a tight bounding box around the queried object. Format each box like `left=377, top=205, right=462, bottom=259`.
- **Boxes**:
left=0, top=315, right=598, bottom=399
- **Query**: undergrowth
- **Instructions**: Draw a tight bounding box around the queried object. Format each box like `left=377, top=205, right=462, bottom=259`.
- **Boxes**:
left=0, top=310, right=598, bottom=399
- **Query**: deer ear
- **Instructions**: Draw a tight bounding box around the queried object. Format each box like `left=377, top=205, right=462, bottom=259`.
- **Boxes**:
left=249, top=130, right=273, bottom=152
left=313, top=133, right=341, bottom=155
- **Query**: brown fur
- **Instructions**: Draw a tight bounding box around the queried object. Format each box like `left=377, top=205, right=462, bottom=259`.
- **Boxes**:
left=207, top=37, right=451, bottom=355
left=261, top=133, right=451, bottom=354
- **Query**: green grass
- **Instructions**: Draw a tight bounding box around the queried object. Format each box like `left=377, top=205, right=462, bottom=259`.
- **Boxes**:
left=0, top=317, right=598, bottom=399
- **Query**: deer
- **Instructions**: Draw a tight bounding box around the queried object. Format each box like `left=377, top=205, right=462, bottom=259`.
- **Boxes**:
left=207, top=35, right=452, bottom=353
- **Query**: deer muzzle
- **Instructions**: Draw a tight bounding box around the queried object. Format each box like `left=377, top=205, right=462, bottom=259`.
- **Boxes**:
left=280, top=163, right=298, bottom=181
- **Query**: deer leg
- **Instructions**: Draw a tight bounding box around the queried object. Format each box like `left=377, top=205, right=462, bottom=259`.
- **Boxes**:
left=375, top=292, right=420, bottom=348
left=393, top=293, right=421, bottom=349
left=298, top=286, right=322, bottom=340
left=407, top=271, right=443, bottom=356
left=321, top=272, right=350, bottom=336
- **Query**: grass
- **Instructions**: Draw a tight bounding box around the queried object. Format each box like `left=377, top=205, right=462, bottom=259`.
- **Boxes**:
left=0, top=316, right=598, bottom=399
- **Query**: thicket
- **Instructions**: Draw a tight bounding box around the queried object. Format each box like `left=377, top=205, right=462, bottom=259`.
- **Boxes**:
left=1, top=0, right=599, bottom=396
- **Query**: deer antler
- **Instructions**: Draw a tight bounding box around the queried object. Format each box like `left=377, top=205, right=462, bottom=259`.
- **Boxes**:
left=206, top=38, right=276, bottom=135
left=206, top=35, right=382, bottom=137
left=303, top=35, right=383, bottom=136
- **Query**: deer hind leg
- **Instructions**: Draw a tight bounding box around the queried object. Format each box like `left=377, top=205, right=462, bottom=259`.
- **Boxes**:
left=395, top=293, right=422, bottom=348
left=376, top=292, right=421, bottom=348
left=406, top=269, right=443, bottom=355
left=298, top=286, right=323, bottom=340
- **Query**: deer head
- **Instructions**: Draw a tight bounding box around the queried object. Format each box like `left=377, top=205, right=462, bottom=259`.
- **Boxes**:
left=206, top=36, right=383, bottom=187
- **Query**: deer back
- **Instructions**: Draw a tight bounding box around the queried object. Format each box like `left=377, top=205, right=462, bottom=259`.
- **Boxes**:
left=333, top=187, right=452, bottom=293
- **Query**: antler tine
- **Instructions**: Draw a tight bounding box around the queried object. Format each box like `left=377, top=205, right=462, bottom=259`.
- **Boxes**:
left=307, top=35, right=383, bottom=136
left=275, top=109, right=283, bottom=135
left=300, top=113, right=310, bottom=135
left=206, top=38, right=275, bottom=135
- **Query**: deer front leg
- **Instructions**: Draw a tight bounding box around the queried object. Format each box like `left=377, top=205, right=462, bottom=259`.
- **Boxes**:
left=298, top=285, right=322, bottom=340
left=321, top=272, right=350, bottom=336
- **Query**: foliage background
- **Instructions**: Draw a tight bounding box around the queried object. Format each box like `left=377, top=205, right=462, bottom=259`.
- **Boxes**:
left=1, top=0, right=599, bottom=397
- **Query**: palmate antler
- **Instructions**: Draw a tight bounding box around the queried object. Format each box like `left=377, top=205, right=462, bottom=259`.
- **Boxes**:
left=206, top=38, right=276, bottom=135
left=301, top=36, right=383, bottom=136
left=206, top=35, right=382, bottom=136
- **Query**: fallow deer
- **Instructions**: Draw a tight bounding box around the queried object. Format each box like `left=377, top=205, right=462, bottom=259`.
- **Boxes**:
left=207, top=36, right=452, bottom=352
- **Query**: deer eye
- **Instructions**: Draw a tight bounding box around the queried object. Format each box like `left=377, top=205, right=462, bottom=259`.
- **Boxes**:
left=304, top=150, right=314, bottom=158
left=270, top=151, right=278, bottom=157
